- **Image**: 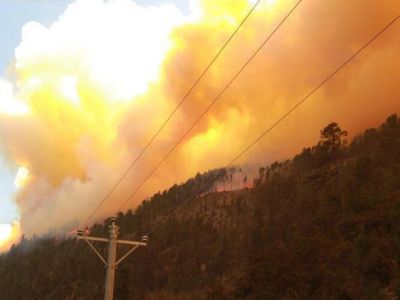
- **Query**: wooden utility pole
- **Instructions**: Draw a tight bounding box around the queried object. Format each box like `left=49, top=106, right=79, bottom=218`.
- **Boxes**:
left=77, top=217, right=148, bottom=300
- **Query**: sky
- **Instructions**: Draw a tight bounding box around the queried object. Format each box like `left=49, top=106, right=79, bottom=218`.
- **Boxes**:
left=0, top=0, right=399, bottom=252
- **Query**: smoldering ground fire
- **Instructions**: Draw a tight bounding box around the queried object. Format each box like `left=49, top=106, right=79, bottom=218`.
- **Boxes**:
left=0, top=0, right=399, bottom=251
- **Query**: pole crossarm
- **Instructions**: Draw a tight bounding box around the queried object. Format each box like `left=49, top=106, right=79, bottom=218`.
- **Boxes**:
left=117, top=239, right=147, bottom=246
left=78, top=235, right=146, bottom=267
left=78, top=235, right=109, bottom=243
left=83, top=238, right=108, bottom=267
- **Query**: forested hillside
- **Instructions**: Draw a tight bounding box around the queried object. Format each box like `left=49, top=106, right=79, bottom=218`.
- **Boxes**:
left=1, top=114, right=400, bottom=299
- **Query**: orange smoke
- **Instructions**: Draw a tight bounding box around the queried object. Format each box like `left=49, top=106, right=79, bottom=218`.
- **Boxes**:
left=0, top=0, right=399, bottom=238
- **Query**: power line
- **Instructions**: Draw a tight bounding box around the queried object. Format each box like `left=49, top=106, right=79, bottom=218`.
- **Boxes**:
left=81, top=0, right=263, bottom=228
left=115, top=0, right=303, bottom=213
left=144, top=13, right=400, bottom=237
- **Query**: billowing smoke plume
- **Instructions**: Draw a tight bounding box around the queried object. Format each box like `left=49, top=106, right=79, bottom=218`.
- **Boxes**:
left=0, top=0, right=399, bottom=248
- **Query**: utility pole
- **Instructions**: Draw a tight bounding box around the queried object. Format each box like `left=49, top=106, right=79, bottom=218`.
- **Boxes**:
left=77, top=217, right=148, bottom=300
left=104, top=219, right=118, bottom=300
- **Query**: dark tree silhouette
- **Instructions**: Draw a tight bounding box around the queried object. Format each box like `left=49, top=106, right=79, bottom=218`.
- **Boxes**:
left=319, top=122, right=348, bottom=153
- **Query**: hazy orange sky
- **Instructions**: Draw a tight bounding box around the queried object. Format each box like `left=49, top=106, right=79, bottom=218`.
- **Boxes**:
left=0, top=0, right=399, bottom=251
